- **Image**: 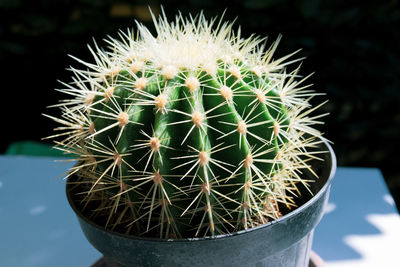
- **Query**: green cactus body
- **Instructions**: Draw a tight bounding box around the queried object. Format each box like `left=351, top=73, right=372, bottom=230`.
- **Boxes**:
left=47, top=12, right=326, bottom=238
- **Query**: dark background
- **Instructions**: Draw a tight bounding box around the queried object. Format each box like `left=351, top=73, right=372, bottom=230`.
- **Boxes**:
left=1, top=0, right=399, bottom=210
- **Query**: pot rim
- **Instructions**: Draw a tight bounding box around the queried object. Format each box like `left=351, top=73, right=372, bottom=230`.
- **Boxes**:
left=67, top=137, right=336, bottom=243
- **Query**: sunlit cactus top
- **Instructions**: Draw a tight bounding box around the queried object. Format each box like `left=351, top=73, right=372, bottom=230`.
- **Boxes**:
left=46, top=10, right=328, bottom=239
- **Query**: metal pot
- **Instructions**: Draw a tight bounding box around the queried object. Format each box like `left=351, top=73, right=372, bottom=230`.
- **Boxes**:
left=67, top=138, right=336, bottom=267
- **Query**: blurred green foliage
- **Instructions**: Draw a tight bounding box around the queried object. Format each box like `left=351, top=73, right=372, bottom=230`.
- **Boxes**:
left=1, top=0, right=399, bottom=210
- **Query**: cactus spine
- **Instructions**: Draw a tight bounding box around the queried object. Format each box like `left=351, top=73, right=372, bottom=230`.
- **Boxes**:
left=47, top=11, right=327, bottom=238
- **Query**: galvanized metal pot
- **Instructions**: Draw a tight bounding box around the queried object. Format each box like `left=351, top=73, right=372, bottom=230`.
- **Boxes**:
left=67, top=139, right=336, bottom=267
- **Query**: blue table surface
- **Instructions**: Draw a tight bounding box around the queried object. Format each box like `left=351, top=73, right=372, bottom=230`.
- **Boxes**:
left=0, top=156, right=399, bottom=267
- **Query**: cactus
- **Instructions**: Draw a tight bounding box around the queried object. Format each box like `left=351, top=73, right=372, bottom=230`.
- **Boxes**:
left=46, top=11, right=327, bottom=238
